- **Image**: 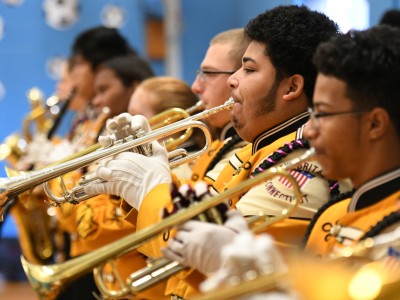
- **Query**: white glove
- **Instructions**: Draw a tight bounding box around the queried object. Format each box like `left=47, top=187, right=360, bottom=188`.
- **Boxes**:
left=161, top=210, right=249, bottom=275
left=200, top=231, right=288, bottom=293
left=83, top=113, right=171, bottom=210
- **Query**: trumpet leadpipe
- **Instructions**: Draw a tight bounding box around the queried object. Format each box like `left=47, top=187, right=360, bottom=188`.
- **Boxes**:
left=185, top=100, right=205, bottom=115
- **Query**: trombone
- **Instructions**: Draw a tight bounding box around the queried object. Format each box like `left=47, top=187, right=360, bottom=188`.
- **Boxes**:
left=0, top=99, right=231, bottom=219
left=21, top=148, right=313, bottom=300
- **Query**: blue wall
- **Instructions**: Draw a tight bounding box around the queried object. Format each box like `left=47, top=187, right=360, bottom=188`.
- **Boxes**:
left=0, top=0, right=399, bottom=237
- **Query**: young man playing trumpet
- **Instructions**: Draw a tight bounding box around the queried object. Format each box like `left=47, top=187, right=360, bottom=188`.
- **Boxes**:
left=84, top=5, right=350, bottom=299
left=197, top=24, right=400, bottom=299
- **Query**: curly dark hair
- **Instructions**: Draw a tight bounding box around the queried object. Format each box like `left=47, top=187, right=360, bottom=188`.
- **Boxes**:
left=379, top=9, right=400, bottom=28
left=244, top=5, right=339, bottom=104
left=72, top=26, right=136, bottom=70
left=313, top=25, right=400, bottom=135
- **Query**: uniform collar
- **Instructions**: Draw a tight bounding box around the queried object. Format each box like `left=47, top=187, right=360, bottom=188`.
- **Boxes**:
left=219, top=122, right=237, bottom=141
left=251, top=112, right=309, bottom=155
left=349, top=168, right=400, bottom=211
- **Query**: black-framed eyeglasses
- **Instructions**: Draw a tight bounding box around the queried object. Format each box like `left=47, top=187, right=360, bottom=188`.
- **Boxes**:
left=307, top=107, right=366, bottom=126
left=196, top=69, right=236, bottom=82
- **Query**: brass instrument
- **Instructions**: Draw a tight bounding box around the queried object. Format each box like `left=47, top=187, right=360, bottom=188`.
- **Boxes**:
left=1, top=87, right=73, bottom=265
left=5, top=167, right=59, bottom=264
left=20, top=148, right=312, bottom=300
left=95, top=149, right=311, bottom=299
left=0, top=99, right=233, bottom=218
left=0, top=134, right=25, bottom=168
left=42, top=101, right=205, bottom=204
left=150, top=100, right=204, bottom=131
left=0, top=88, right=49, bottom=168
left=23, top=87, right=51, bottom=143
left=41, top=100, right=213, bottom=206
left=194, top=218, right=400, bottom=300
left=150, top=100, right=205, bottom=151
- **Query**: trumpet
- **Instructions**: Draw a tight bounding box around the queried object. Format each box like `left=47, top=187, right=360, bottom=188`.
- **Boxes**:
left=151, top=100, right=205, bottom=151
left=0, top=99, right=232, bottom=219
left=21, top=148, right=313, bottom=300
left=194, top=217, right=400, bottom=300
left=43, top=100, right=204, bottom=205
left=150, top=100, right=205, bottom=130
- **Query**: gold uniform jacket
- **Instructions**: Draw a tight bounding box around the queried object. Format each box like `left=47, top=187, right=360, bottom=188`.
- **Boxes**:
left=187, top=123, right=247, bottom=186
left=134, top=113, right=351, bottom=298
left=305, top=168, right=400, bottom=258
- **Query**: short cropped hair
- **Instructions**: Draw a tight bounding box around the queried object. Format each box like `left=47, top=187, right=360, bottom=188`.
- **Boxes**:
left=210, top=28, right=250, bottom=70
left=313, top=25, right=400, bottom=134
left=244, top=5, right=340, bottom=103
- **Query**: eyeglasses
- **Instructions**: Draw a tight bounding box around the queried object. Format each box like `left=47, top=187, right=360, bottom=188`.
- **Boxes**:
left=196, top=69, right=235, bottom=83
left=307, top=107, right=366, bottom=126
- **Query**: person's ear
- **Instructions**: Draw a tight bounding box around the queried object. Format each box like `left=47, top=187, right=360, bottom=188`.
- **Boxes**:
left=367, top=107, right=390, bottom=140
left=283, top=74, right=304, bottom=101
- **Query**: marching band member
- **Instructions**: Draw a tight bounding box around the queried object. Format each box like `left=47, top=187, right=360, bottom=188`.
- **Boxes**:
left=53, top=54, right=157, bottom=300
left=199, top=24, right=400, bottom=299
left=85, top=27, right=250, bottom=299
left=48, top=27, right=146, bottom=300
left=186, top=28, right=249, bottom=186
left=303, top=24, right=400, bottom=258
left=84, top=5, right=352, bottom=299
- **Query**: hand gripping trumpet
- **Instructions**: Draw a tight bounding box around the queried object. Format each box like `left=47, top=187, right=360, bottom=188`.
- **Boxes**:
left=194, top=213, right=400, bottom=300
left=42, top=101, right=204, bottom=206
left=0, top=99, right=232, bottom=219
left=20, top=148, right=314, bottom=300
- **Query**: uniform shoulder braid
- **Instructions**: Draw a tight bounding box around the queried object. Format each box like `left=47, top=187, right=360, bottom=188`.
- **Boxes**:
left=251, top=138, right=309, bottom=177
left=205, top=134, right=243, bottom=175
left=361, top=211, right=400, bottom=240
